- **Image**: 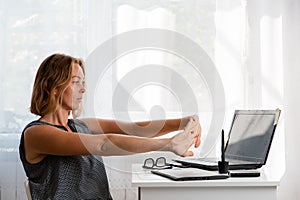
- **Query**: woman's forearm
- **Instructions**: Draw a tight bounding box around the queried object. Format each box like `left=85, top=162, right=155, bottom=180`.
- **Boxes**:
left=96, top=134, right=172, bottom=156
left=127, top=117, right=187, bottom=137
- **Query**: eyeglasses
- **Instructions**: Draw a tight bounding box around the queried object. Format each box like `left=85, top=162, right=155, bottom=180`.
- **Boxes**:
left=142, top=157, right=172, bottom=170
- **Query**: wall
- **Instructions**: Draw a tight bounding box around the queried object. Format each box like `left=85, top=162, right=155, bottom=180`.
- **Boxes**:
left=279, top=0, right=300, bottom=199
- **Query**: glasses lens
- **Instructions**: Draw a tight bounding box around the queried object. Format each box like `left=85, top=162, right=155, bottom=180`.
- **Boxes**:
left=156, top=157, right=166, bottom=167
left=144, top=158, right=155, bottom=168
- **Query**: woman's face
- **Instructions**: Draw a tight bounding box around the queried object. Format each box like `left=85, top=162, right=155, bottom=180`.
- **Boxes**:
left=61, top=63, right=85, bottom=111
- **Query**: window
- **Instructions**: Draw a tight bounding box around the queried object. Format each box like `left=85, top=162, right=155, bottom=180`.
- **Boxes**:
left=0, top=1, right=88, bottom=199
left=0, top=1, right=285, bottom=199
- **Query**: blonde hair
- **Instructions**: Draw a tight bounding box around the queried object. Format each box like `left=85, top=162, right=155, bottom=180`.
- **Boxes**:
left=30, top=53, right=85, bottom=118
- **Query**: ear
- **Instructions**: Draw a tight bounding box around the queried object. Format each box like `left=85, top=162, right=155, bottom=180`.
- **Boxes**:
left=53, top=88, right=58, bottom=96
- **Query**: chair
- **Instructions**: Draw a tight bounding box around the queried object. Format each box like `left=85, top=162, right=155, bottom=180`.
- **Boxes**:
left=24, top=179, right=32, bottom=200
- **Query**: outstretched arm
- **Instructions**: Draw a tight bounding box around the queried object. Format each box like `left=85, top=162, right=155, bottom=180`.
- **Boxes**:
left=24, top=117, right=201, bottom=164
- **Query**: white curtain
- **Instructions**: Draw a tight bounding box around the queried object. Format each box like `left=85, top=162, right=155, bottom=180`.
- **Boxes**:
left=279, top=0, right=300, bottom=199
left=0, top=0, right=110, bottom=199
left=1, top=0, right=299, bottom=200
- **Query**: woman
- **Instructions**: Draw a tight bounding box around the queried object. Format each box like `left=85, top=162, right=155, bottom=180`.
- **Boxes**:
left=19, top=53, right=201, bottom=199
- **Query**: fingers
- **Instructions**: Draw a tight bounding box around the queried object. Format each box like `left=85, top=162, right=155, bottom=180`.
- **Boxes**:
left=185, top=118, right=198, bottom=131
left=183, top=126, right=201, bottom=155
left=182, top=150, right=194, bottom=157
left=187, top=115, right=200, bottom=131
left=194, top=123, right=201, bottom=148
left=184, top=120, right=196, bottom=137
left=194, top=135, right=200, bottom=148
left=189, top=124, right=200, bottom=137
left=190, top=115, right=199, bottom=124
left=188, top=115, right=201, bottom=147
left=176, top=115, right=201, bottom=157
left=184, top=118, right=194, bottom=130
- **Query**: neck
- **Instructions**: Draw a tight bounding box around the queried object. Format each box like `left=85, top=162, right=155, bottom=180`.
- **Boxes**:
left=40, top=109, right=70, bottom=127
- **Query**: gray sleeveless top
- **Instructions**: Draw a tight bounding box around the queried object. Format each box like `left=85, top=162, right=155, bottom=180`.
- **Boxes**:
left=19, top=119, right=113, bottom=200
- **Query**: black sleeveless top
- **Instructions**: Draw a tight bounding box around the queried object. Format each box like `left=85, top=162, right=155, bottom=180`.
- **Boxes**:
left=19, top=119, right=113, bottom=200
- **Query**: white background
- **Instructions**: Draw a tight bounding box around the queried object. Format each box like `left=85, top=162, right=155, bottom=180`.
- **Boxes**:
left=0, top=0, right=299, bottom=199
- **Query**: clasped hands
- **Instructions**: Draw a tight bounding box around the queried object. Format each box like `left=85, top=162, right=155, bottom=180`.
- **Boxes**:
left=171, top=115, right=201, bottom=157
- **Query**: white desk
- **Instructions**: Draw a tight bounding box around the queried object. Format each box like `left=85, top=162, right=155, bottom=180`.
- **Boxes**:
left=131, top=164, right=279, bottom=200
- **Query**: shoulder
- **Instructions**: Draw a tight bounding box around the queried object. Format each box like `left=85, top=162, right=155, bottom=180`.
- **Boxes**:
left=22, top=120, right=49, bottom=135
left=24, top=122, right=65, bottom=140
left=24, top=120, right=47, bottom=129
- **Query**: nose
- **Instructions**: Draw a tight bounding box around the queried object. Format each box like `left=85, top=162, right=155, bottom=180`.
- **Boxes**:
left=80, top=85, right=86, bottom=93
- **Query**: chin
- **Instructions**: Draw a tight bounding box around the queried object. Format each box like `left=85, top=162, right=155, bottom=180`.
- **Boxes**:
left=71, top=101, right=80, bottom=107
left=72, top=105, right=80, bottom=110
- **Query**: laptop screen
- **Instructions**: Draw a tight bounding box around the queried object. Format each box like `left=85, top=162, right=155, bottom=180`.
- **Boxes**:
left=225, top=110, right=280, bottom=164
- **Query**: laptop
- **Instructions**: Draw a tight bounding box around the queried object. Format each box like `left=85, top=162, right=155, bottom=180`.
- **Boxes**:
left=174, top=109, right=281, bottom=171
